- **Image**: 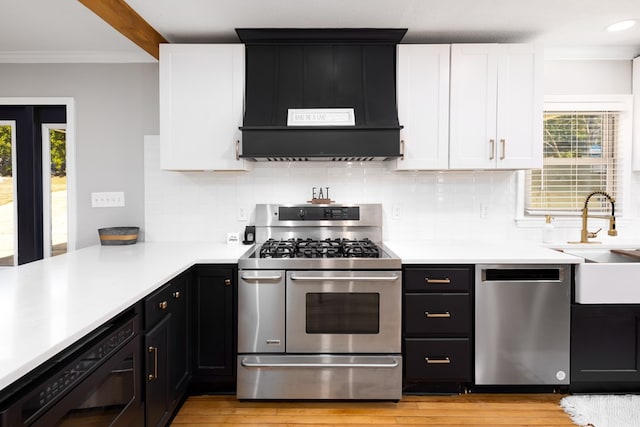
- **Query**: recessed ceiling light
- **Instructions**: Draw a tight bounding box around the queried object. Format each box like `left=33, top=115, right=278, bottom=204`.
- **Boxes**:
left=605, top=19, right=636, bottom=32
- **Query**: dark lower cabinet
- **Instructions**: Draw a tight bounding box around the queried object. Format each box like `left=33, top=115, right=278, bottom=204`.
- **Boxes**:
left=403, top=265, right=473, bottom=393
left=145, top=316, right=171, bottom=427
left=190, top=265, right=237, bottom=393
left=571, top=304, right=640, bottom=392
left=144, top=271, right=191, bottom=427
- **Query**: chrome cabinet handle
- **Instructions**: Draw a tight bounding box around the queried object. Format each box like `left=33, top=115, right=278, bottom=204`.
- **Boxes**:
left=500, top=138, right=506, bottom=160
left=148, top=346, right=158, bottom=381
left=489, top=139, right=495, bottom=160
left=158, top=301, right=168, bottom=310
left=425, top=278, right=451, bottom=284
left=425, top=357, right=450, bottom=364
left=425, top=311, right=451, bottom=318
left=172, top=291, right=180, bottom=299
left=290, top=275, right=399, bottom=281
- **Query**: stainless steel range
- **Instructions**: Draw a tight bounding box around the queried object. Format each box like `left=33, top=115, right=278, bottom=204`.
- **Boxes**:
left=237, top=204, right=402, bottom=400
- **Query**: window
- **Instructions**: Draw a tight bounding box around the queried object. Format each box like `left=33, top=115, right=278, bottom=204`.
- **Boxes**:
left=524, top=96, right=631, bottom=217
left=0, top=122, right=16, bottom=266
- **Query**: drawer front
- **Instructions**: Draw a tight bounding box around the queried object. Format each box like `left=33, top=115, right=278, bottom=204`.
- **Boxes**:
left=405, top=338, right=471, bottom=381
left=145, top=278, right=185, bottom=328
left=404, top=267, right=471, bottom=293
left=404, top=294, right=470, bottom=336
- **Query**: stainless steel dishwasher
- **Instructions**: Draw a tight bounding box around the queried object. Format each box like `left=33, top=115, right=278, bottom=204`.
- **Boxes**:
left=475, top=264, right=570, bottom=386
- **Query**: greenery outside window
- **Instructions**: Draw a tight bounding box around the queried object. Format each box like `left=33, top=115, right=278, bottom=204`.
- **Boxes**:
left=523, top=96, right=631, bottom=218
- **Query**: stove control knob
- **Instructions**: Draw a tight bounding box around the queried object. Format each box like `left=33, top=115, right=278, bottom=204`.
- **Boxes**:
left=298, top=209, right=306, bottom=219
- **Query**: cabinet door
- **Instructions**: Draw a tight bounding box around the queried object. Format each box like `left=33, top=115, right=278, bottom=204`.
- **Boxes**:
left=495, top=44, right=543, bottom=169
left=393, top=44, right=450, bottom=170
left=449, top=44, right=542, bottom=170
left=191, top=267, right=235, bottom=380
left=145, top=315, right=170, bottom=427
left=160, top=44, right=250, bottom=171
left=571, top=305, right=640, bottom=384
left=167, top=274, right=190, bottom=411
left=449, top=44, right=499, bottom=169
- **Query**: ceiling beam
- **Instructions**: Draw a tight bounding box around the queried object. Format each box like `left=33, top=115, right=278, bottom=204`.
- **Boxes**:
left=78, top=0, right=167, bottom=60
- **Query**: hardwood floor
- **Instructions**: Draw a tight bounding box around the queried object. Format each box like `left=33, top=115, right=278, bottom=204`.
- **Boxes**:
left=172, top=394, right=575, bottom=426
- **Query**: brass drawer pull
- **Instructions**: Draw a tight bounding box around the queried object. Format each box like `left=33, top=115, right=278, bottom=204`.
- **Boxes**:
left=425, top=278, right=451, bottom=285
left=425, top=311, right=451, bottom=318
left=172, top=291, right=181, bottom=299
left=425, top=357, right=451, bottom=364
left=158, top=301, right=168, bottom=310
left=500, top=138, right=506, bottom=160
left=224, top=279, right=231, bottom=286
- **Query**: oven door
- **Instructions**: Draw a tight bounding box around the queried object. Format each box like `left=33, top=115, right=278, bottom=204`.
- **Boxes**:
left=285, top=270, right=401, bottom=353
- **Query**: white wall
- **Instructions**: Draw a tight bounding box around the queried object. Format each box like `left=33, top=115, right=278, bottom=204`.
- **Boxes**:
left=0, top=63, right=159, bottom=248
left=544, top=60, right=632, bottom=95
left=144, top=139, right=528, bottom=242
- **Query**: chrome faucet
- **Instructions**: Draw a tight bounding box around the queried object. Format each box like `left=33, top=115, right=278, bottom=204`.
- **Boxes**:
left=578, top=191, right=617, bottom=243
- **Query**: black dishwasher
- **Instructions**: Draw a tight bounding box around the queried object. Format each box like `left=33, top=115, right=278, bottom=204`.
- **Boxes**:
left=0, top=307, right=143, bottom=427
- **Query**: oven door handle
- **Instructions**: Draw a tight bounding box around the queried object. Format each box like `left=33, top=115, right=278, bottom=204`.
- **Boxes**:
left=240, top=274, right=283, bottom=281
left=289, top=274, right=399, bottom=282
left=240, top=359, right=399, bottom=369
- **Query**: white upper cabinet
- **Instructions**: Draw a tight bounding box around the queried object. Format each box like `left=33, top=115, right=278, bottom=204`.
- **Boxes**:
left=449, top=44, right=543, bottom=169
left=160, top=44, right=250, bottom=171
left=392, top=44, right=450, bottom=170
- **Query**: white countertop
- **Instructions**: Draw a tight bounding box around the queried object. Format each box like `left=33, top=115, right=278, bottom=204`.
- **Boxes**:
left=0, top=242, right=252, bottom=392
left=385, top=240, right=584, bottom=264
left=0, top=238, right=585, bottom=394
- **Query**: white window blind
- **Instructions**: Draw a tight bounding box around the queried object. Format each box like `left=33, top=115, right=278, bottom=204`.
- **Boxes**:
left=526, top=111, right=620, bottom=215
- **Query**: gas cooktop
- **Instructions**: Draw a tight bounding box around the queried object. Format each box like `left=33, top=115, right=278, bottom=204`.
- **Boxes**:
left=259, top=238, right=381, bottom=259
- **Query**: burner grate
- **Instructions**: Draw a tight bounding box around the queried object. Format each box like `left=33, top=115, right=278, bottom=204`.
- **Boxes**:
left=259, top=238, right=381, bottom=259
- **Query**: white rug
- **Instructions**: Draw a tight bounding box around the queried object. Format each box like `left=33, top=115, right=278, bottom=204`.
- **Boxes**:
left=560, top=395, right=640, bottom=427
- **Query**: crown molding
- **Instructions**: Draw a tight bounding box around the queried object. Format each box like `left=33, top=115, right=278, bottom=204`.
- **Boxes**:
left=0, top=50, right=157, bottom=63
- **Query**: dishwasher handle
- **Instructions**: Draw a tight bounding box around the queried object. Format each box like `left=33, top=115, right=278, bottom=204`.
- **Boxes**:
left=481, top=267, right=565, bottom=283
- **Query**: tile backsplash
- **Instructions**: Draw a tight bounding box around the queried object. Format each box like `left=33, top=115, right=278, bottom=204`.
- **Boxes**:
left=144, top=138, right=636, bottom=244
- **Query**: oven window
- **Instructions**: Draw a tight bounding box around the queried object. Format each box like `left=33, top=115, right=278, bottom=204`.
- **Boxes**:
left=305, top=293, right=380, bottom=334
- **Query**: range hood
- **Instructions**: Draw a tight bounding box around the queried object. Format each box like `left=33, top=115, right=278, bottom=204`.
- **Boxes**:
left=237, top=28, right=407, bottom=161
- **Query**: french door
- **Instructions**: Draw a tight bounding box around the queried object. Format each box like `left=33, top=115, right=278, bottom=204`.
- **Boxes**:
left=0, top=102, right=74, bottom=266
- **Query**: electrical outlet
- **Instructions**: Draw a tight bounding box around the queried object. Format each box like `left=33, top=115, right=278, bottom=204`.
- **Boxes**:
left=237, top=206, right=248, bottom=221
left=91, top=192, right=125, bottom=208
left=480, top=203, right=488, bottom=218
left=392, top=204, right=401, bottom=220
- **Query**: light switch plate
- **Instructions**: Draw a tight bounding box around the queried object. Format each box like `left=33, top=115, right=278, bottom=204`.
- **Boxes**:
left=392, top=204, right=401, bottom=220
left=92, top=192, right=125, bottom=208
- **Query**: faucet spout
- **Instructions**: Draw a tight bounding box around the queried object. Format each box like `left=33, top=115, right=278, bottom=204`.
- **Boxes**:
left=579, top=191, right=617, bottom=243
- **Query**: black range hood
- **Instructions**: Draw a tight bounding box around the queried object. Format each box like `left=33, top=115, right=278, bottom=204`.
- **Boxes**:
left=236, top=28, right=407, bottom=161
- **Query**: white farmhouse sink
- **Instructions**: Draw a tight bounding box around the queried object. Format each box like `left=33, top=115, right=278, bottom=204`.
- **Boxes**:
left=563, top=249, right=640, bottom=304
